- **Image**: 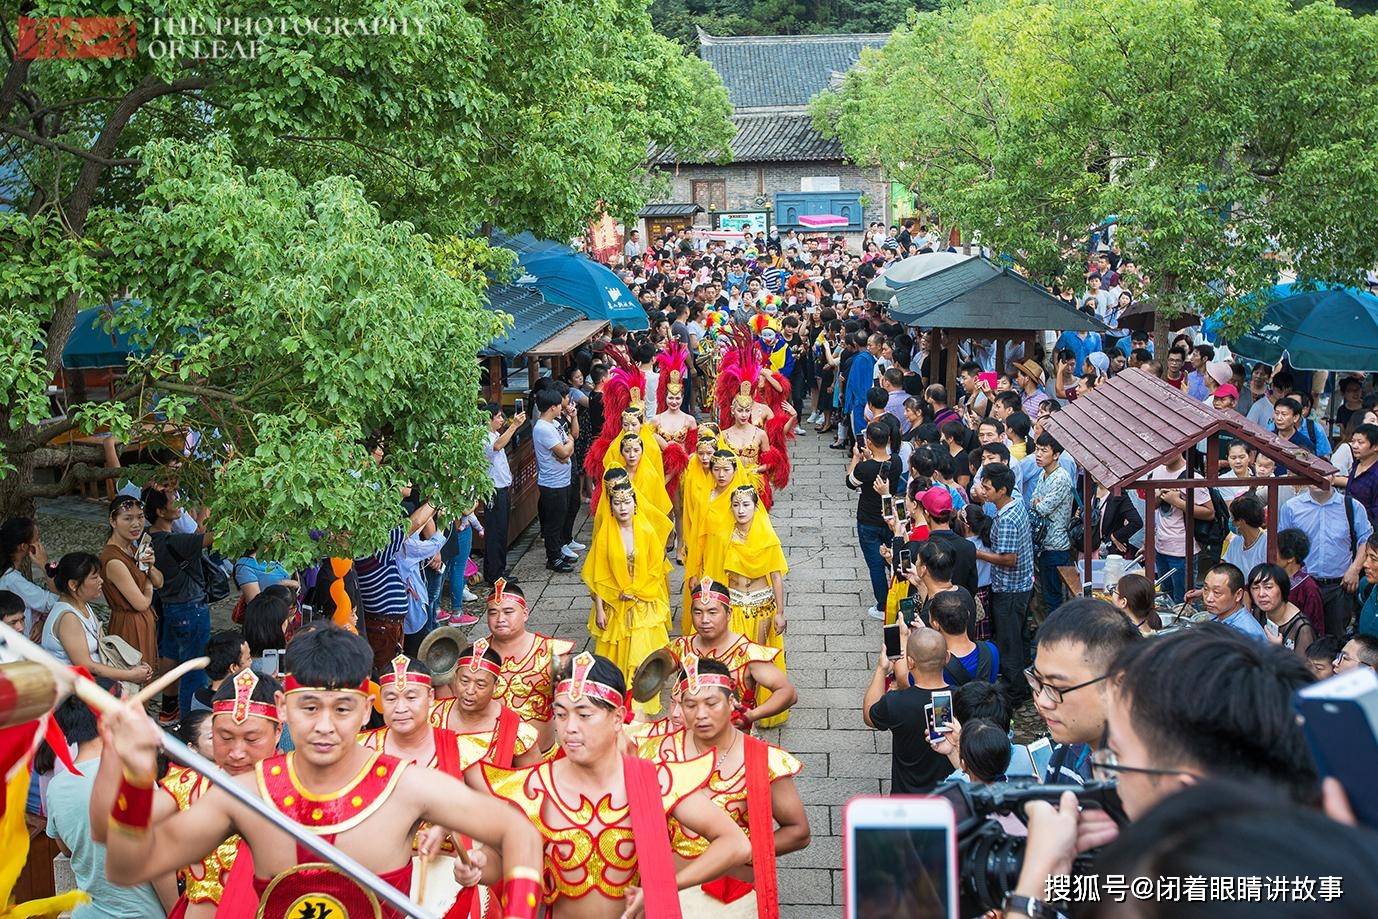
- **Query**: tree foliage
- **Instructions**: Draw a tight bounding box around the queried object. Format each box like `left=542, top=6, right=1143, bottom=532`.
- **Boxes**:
left=814, top=0, right=1378, bottom=338
left=651, top=0, right=929, bottom=47
left=0, top=0, right=732, bottom=553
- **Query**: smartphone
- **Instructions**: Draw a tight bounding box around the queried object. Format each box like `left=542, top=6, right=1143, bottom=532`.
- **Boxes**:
left=898, top=596, right=919, bottom=627
left=1295, top=667, right=1378, bottom=827
left=260, top=648, right=285, bottom=676
left=883, top=623, right=902, bottom=661
left=898, top=547, right=912, bottom=575
left=843, top=796, right=958, bottom=919
left=1005, top=744, right=1040, bottom=779
left=931, top=690, right=953, bottom=738
left=882, top=495, right=894, bottom=518
left=1027, top=737, right=1054, bottom=782
left=514, top=398, right=524, bottom=416
left=1264, top=619, right=1281, bottom=639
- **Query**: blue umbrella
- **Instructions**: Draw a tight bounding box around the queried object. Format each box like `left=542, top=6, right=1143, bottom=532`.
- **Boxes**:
left=1231, top=283, right=1378, bottom=371
left=61, top=303, right=148, bottom=369
left=513, top=250, right=648, bottom=331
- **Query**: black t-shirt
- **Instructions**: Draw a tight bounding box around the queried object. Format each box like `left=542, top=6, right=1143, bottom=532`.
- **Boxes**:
left=948, top=448, right=972, bottom=485
left=848, top=455, right=902, bottom=527
left=869, top=685, right=954, bottom=794
left=927, top=529, right=980, bottom=600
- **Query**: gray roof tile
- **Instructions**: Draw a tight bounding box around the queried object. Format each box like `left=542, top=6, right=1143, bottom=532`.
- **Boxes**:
left=650, top=113, right=845, bottom=165
left=481, top=284, right=585, bottom=358
left=697, top=28, right=889, bottom=110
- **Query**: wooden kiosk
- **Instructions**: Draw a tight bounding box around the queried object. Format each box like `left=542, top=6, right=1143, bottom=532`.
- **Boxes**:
left=1044, top=369, right=1337, bottom=592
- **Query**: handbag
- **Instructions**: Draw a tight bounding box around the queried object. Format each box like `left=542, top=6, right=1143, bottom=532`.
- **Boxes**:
left=99, top=633, right=145, bottom=700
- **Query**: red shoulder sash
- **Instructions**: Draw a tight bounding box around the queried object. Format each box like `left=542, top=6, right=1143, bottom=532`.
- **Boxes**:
left=623, top=755, right=682, bottom=919
left=435, top=727, right=463, bottom=779
left=491, top=706, right=520, bottom=769
left=743, top=735, right=779, bottom=919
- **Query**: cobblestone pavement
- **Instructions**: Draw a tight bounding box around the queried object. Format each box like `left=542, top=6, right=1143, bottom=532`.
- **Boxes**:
left=498, top=428, right=882, bottom=916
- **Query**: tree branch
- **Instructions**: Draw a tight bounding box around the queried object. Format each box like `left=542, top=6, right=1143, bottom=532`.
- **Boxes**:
left=0, top=121, right=140, bottom=166
left=152, top=379, right=240, bottom=403
left=16, top=463, right=124, bottom=499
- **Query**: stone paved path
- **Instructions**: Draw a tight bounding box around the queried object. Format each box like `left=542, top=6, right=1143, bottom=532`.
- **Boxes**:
left=503, top=427, right=882, bottom=917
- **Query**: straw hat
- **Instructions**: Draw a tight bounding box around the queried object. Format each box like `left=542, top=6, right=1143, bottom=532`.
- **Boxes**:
left=1015, top=358, right=1046, bottom=385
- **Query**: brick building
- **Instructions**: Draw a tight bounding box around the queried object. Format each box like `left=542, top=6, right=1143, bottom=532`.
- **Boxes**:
left=644, top=28, right=894, bottom=243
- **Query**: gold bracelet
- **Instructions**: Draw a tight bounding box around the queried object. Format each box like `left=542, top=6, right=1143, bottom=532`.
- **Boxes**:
left=505, top=866, right=542, bottom=883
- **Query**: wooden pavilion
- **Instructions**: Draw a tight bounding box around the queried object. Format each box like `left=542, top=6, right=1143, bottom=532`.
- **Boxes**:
left=1043, top=369, right=1337, bottom=591
left=886, top=256, right=1107, bottom=396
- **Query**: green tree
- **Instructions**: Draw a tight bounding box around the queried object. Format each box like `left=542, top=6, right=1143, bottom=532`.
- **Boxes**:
left=0, top=1, right=731, bottom=547
left=814, top=0, right=1378, bottom=350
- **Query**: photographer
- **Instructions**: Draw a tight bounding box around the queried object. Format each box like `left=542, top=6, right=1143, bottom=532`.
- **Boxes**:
left=862, top=626, right=954, bottom=794
left=1028, top=598, right=1143, bottom=784
left=1005, top=626, right=1320, bottom=918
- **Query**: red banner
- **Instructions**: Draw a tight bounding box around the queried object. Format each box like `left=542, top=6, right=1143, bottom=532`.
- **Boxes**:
left=16, top=17, right=137, bottom=59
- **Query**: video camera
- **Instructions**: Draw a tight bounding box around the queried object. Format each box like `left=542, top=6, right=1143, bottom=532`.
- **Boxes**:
left=935, top=778, right=1127, bottom=916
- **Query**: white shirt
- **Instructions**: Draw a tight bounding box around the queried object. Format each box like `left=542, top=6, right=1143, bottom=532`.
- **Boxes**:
left=485, top=430, right=513, bottom=489
left=0, top=567, right=58, bottom=635
left=1223, top=530, right=1269, bottom=578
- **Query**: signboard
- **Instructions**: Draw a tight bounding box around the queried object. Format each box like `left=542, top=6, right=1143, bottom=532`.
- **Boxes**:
left=586, top=214, right=623, bottom=264
left=716, top=211, right=768, bottom=235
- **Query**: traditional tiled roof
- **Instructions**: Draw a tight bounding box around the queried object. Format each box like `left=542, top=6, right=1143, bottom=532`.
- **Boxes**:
left=638, top=202, right=703, bottom=218
left=649, top=113, right=847, bottom=165
left=697, top=28, right=889, bottom=111
left=890, top=258, right=1108, bottom=332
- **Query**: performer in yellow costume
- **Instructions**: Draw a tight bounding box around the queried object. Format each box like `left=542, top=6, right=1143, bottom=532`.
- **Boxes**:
left=583, top=477, right=674, bottom=713
left=715, top=483, right=790, bottom=729
left=603, top=430, right=672, bottom=521
left=678, top=423, right=719, bottom=568
left=690, top=449, right=750, bottom=635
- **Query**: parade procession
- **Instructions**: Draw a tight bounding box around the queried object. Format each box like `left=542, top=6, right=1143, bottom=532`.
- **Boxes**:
left=0, top=318, right=816, bottom=919
left=8, top=1, right=1378, bottom=918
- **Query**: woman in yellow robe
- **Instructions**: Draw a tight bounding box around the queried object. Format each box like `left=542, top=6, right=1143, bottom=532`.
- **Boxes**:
left=718, top=482, right=791, bottom=728
left=582, top=477, right=673, bottom=713
left=677, top=424, right=718, bottom=565
left=604, top=430, right=672, bottom=521
left=687, top=448, right=749, bottom=635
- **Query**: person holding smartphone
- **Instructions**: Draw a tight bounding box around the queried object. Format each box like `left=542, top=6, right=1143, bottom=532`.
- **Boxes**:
left=862, top=626, right=957, bottom=793
left=100, top=495, right=163, bottom=673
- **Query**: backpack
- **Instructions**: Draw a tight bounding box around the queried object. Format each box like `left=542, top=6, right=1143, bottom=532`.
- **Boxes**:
left=1193, top=486, right=1231, bottom=550
left=943, top=642, right=994, bottom=686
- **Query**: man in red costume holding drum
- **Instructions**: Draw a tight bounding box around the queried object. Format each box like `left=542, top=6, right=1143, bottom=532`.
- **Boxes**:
left=666, top=579, right=798, bottom=730
left=91, top=669, right=284, bottom=919
left=475, top=651, right=752, bottom=919
left=94, top=624, right=544, bottom=919
left=483, top=580, right=575, bottom=753
left=641, top=655, right=811, bottom=919
left=430, top=639, right=542, bottom=771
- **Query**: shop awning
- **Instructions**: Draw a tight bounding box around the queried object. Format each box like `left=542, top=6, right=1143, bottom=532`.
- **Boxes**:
left=528, top=320, right=609, bottom=358
left=480, top=284, right=585, bottom=358
left=638, top=202, right=703, bottom=219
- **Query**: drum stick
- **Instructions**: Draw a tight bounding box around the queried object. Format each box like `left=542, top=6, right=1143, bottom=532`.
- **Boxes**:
left=131, top=657, right=210, bottom=706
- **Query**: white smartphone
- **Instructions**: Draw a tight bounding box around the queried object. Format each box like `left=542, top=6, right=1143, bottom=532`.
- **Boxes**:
left=1005, top=743, right=1039, bottom=779
left=1027, top=737, right=1054, bottom=782
left=1264, top=619, right=1281, bottom=639
left=931, top=690, right=953, bottom=739
left=844, top=796, right=958, bottom=919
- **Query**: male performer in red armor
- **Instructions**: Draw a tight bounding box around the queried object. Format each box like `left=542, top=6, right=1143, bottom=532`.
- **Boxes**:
left=95, top=624, right=544, bottom=919
left=92, top=669, right=284, bottom=919
left=641, top=656, right=810, bottom=918
left=666, top=579, right=797, bottom=728
left=484, top=580, right=574, bottom=752
left=476, top=651, right=752, bottom=919
left=430, top=640, right=542, bottom=770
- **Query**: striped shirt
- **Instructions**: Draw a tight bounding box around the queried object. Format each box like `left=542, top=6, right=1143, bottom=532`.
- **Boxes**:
left=354, top=523, right=409, bottom=618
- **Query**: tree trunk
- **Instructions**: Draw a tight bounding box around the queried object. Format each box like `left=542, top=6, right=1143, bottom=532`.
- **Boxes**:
left=1153, top=273, right=1178, bottom=373
left=0, top=451, right=38, bottom=520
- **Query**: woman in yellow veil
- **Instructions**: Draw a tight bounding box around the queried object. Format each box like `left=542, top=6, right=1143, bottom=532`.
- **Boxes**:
left=686, top=448, right=748, bottom=634
left=582, top=476, right=673, bottom=714
left=677, top=423, right=718, bottom=565
left=605, top=430, right=671, bottom=519
left=718, top=481, right=791, bottom=728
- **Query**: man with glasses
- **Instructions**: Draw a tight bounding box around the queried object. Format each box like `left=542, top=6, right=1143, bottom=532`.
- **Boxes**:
left=1097, top=626, right=1318, bottom=820
left=1334, top=634, right=1378, bottom=672
left=1024, top=599, right=1142, bottom=785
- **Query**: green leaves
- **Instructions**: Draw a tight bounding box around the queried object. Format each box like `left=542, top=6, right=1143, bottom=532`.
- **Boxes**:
left=815, top=0, right=1378, bottom=334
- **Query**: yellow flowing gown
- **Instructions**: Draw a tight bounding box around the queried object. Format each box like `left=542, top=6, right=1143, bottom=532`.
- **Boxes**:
left=582, top=492, right=674, bottom=714
left=604, top=431, right=672, bottom=520
left=717, top=505, right=791, bottom=729
left=678, top=455, right=714, bottom=631
left=686, top=464, right=751, bottom=635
